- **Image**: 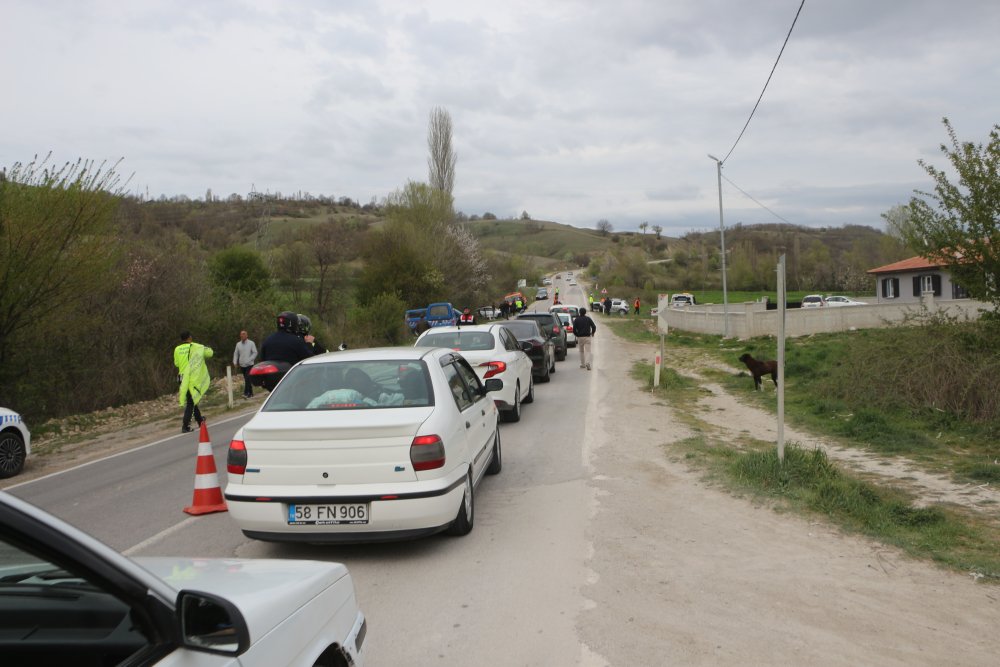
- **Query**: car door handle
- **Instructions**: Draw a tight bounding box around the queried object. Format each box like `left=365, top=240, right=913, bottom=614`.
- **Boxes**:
left=466, top=421, right=471, bottom=429
left=481, top=409, right=486, bottom=416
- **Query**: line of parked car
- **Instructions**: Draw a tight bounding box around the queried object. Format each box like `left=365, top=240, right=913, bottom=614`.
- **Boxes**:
left=223, top=304, right=578, bottom=547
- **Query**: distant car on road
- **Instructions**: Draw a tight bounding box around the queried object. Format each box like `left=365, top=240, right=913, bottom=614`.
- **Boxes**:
left=227, top=346, right=503, bottom=543
left=549, top=304, right=581, bottom=318
left=801, top=294, right=826, bottom=308
left=416, top=324, right=533, bottom=422
left=0, top=407, right=30, bottom=478
left=825, top=295, right=868, bottom=307
left=535, top=288, right=549, bottom=300
left=0, top=491, right=368, bottom=666
left=569, top=279, right=577, bottom=286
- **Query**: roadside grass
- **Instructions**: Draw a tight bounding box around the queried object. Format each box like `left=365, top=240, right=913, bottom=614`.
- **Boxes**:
left=645, top=325, right=1000, bottom=487
left=630, top=360, right=1000, bottom=581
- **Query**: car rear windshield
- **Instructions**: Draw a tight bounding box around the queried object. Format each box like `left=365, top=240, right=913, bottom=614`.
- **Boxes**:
left=501, top=321, right=542, bottom=339
left=263, top=360, right=433, bottom=411
left=418, top=331, right=495, bottom=351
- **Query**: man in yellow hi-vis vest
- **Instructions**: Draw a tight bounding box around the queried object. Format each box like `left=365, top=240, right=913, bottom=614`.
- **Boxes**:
left=175, top=331, right=214, bottom=433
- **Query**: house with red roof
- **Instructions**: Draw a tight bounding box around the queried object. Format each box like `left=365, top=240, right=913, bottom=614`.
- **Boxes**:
left=867, top=255, right=970, bottom=304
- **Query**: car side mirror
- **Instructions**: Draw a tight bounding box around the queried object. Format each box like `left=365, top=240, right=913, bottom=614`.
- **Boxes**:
left=520, top=341, right=533, bottom=353
left=178, top=590, right=251, bottom=656
left=484, top=378, right=503, bottom=394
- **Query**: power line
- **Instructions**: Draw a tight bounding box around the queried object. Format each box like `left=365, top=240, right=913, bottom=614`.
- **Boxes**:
left=720, top=0, right=806, bottom=165
left=722, top=173, right=795, bottom=226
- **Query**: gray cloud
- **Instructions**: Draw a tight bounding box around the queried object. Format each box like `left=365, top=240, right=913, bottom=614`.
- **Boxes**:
left=4, top=0, right=1000, bottom=232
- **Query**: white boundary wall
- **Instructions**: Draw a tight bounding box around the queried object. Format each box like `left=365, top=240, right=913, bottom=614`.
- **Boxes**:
left=656, top=294, right=990, bottom=339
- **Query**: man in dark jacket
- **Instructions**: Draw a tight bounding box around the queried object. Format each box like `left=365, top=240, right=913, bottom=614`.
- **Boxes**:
left=260, top=312, right=316, bottom=364
left=572, top=307, right=597, bottom=370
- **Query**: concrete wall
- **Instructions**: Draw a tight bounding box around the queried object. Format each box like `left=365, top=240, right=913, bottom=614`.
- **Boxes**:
left=656, top=294, right=990, bottom=339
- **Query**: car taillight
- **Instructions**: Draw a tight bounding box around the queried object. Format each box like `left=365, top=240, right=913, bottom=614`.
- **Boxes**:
left=410, top=435, right=445, bottom=471
left=480, top=360, right=506, bottom=379
left=552, top=325, right=559, bottom=334
left=565, top=325, right=573, bottom=332
left=227, top=439, right=247, bottom=475
left=249, top=363, right=279, bottom=376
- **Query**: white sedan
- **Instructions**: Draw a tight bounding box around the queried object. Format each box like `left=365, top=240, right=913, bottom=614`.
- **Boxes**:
left=226, top=347, right=502, bottom=543
left=0, top=407, right=30, bottom=478
left=554, top=312, right=577, bottom=347
left=415, top=323, right=534, bottom=422
left=0, top=491, right=367, bottom=666
left=825, top=295, right=868, bottom=306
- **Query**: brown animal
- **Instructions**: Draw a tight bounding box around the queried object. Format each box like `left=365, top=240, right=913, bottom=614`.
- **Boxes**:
left=738, top=353, right=778, bottom=391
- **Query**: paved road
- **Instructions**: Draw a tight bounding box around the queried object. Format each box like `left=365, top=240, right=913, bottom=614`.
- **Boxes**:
left=8, top=274, right=603, bottom=666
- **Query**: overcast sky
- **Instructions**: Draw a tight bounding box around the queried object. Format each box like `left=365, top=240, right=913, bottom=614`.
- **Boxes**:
left=4, top=0, right=999, bottom=234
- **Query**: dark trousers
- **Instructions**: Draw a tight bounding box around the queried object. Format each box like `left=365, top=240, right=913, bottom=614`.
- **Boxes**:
left=240, top=365, right=253, bottom=397
left=183, top=391, right=203, bottom=429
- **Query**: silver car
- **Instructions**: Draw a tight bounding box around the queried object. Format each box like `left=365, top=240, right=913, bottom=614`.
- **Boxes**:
left=0, top=491, right=367, bottom=665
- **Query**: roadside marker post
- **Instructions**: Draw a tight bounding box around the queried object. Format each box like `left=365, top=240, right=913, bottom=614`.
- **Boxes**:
left=183, top=422, right=229, bottom=516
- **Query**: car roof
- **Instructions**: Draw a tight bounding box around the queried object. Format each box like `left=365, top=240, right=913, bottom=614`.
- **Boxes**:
left=299, top=346, right=441, bottom=365
left=416, top=324, right=504, bottom=336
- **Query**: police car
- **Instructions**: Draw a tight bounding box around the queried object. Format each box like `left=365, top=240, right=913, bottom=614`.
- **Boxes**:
left=0, top=407, right=30, bottom=479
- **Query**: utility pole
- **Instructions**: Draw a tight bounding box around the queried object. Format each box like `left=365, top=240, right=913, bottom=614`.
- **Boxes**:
left=707, top=155, right=730, bottom=337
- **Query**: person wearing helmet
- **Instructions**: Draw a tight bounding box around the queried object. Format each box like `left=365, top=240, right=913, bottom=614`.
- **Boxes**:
left=296, top=313, right=327, bottom=354
left=260, top=311, right=316, bottom=364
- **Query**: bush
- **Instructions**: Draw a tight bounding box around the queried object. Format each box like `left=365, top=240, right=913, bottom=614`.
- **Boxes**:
left=346, top=292, right=408, bottom=347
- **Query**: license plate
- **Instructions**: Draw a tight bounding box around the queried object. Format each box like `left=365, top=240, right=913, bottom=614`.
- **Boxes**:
left=287, top=503, right=369, bottom=525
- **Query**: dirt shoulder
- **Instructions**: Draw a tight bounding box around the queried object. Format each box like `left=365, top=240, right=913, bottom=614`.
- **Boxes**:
left=578, top=330, right=1000, bottom=666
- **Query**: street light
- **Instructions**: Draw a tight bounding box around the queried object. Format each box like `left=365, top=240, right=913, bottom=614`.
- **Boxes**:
left=707, top=154, right=730, bottom=338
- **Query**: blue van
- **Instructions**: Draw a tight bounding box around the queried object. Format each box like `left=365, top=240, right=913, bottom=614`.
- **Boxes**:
left=405, top=308, right=427, bottom=332
left=425, top=302, right=459, bottom=328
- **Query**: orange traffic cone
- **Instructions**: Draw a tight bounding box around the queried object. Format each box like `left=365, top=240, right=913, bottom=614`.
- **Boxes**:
left=183, top=421, right=228, bottom=515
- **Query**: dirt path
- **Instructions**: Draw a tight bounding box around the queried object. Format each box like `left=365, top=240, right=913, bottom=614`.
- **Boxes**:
left=578, top=330, right=1000, bottom=666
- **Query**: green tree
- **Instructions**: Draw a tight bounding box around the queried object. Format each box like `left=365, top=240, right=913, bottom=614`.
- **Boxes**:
left=209, top=246, right=270, bottom=294
left=906, top=118, right=1000, bottom=310
left=0, top=156, right=124, bottom=378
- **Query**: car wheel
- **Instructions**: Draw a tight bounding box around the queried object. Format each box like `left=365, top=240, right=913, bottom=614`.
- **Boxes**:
left=446, top=471, right=474, bottom=536
left=556, top=345, right=567, bottom=361
left=523, top=375, right=534, bottom=403
left=486, top=427, right=502, bottom=475
left=538, top=363, right=551, bottom=383
left=0, top=431, right=26, bottom=479
left=502, top=383, right=521, bottom=423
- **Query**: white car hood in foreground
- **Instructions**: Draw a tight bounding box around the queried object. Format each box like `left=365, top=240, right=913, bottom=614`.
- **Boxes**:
left=136, top=557, right=349, bottom=640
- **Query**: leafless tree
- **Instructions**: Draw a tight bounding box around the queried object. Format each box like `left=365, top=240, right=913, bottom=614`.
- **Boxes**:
left=639, top=221, right=649, bottom=235
left=427, top=107, right=457, bottom=195
left=652, top=224, right=663, bottom=239
left=596, top=219, right=613, bottom=236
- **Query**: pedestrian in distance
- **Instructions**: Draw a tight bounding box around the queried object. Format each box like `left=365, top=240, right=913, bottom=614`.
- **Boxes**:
left=232, top=330, right=258, bottom=399
left=573, top=307, right=597, bottom=370
left=634, top=297, right=641, bottom=315
left=175, top=331, right=214, bottom=433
